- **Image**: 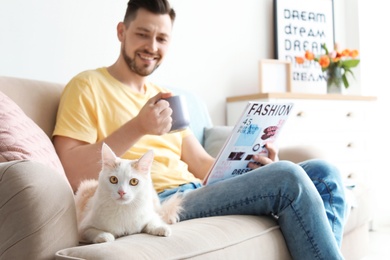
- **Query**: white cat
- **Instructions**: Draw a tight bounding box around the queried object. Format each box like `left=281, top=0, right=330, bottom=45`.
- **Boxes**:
left=74, top=143, right=183, bottom=243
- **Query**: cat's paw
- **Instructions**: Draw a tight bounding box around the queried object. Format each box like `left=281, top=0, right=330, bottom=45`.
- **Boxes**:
left=93, top=232, right=115, bottom=243
left=148, top=225, right=171, bottom=237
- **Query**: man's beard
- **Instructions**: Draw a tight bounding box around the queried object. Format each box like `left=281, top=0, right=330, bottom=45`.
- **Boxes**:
left=122, top=46, right=160, bottom=77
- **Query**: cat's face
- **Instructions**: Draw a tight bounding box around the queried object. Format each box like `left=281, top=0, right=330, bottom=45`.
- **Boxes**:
left=98, top=143, right=154, bottom=205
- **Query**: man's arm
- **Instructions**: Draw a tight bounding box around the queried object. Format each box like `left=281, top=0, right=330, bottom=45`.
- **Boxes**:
left=54, top=92, right=173, bottom=192
left=180, top=134, right=215, bottom=180
left=53, top=117, right=143, bottom=192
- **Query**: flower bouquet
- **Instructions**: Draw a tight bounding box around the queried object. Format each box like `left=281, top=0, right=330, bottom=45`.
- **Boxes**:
left=295, top=44, right=360, bottom=89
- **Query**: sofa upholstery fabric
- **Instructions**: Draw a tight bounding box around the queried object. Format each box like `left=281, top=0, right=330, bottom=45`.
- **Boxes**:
left=0, top=160, right=78, bottom=260
left=56, top=216, right=291, bottom=260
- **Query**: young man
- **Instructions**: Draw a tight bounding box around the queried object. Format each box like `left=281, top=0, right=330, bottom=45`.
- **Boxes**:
left=53, top=0, right=346, bottom=259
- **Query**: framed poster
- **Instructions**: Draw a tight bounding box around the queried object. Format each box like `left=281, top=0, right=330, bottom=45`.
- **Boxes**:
left=273, top=0, right=334, bottom=94
left=258, top=59, right=292, bottom=93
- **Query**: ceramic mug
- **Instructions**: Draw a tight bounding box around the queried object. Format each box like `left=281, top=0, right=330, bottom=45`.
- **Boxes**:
left=163, top=95, right=190, bottom=133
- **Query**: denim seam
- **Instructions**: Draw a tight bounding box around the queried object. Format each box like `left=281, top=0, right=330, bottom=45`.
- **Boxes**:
left=312, top=177, right=337, bottom=233
left=289, top=200, right=323, bottom=259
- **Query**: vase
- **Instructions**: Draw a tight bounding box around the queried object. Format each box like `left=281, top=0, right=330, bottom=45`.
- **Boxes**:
left=326, top=66, right=344, bottom=94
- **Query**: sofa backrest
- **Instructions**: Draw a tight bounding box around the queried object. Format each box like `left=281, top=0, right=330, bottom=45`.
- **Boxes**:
left=0, top=76, right=64, bottom=137
left=0, top=76, right=213, bottom=145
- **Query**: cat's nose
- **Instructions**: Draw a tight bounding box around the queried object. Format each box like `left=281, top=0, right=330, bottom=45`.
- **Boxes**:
left=118, top=190, right=126, bottom=197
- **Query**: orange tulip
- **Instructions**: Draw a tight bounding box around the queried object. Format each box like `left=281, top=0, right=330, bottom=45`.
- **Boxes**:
left=318, top=55, right=330, bottom=68
left=350, top=49, right=359, bottom=58
left=295, top=56, right=305, bottom=64
left=305, top=50, right=315, bottom=61
left=341, top=49, right=350, bottom=57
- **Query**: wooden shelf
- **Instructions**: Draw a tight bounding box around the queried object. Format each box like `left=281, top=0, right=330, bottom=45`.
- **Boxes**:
left=226, top=92, right=377, bottom=102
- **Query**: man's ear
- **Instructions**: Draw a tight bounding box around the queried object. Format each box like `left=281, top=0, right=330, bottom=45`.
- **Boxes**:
left=117, top=22, right=126, bottom=42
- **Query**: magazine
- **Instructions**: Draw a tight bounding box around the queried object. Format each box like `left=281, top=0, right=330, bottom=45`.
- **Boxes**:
left=203, top=101, right=294, bottom=185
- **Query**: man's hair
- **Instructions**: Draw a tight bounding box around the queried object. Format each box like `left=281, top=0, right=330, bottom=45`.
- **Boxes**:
left=124, top=0, right=176, bottom=25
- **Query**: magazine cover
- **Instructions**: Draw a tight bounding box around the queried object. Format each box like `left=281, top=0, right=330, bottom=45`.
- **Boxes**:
left=203, top=102, right=294, bottom=185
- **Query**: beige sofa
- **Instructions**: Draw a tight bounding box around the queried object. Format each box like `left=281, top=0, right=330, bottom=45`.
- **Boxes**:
left=0, top=76, right=372, bottom=260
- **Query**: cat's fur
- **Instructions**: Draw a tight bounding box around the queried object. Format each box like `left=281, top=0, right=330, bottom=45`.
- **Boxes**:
left=74, top=143, right=183, bottom=243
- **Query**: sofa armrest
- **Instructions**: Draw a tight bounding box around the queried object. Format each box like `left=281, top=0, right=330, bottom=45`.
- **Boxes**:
left=278, top=145, right=329, bottom=163
left=0, top=160, right=78, bottom=260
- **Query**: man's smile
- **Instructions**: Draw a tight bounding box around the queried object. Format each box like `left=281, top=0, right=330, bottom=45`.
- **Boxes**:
left=138, top=52, right=159, bottom=61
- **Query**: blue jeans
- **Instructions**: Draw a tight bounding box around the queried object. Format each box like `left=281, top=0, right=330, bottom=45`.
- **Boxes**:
left=158, top=159, right=346, bottom=260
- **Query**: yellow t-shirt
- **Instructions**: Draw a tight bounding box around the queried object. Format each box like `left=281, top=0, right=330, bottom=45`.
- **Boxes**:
left=53, top=67, right=201, bottom=193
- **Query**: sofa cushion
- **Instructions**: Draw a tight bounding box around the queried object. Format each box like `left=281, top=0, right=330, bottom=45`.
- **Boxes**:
left=204, top=126, right=233, bottom=157
left=56, top=215, right=291, bottom=260
left=0, top=91, right=65, bottom=176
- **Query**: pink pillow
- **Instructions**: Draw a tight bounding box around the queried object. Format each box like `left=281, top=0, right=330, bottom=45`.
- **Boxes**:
left=0, top=91, right=65, bottom=177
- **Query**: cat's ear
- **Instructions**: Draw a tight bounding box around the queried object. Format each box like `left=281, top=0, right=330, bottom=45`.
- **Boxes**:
left=136, top=150, right=154, bottom=173
left=101, top=142, right=117, bottom=168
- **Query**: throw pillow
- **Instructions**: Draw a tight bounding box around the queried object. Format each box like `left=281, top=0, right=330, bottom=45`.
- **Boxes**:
left=203, top=126, right=233, bottom=157
left=0, top=91, right=65, bottom=177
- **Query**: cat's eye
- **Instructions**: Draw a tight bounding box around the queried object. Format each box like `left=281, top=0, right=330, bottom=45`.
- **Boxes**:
left=110, top=176, right=118, bottom=184
left=129, top=178, right=139, bottom=186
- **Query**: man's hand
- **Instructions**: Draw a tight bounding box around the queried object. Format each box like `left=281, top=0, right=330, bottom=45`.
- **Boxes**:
left=247, top=143, right=279, bottom=169
left=134, top=92, right=173, bottom=135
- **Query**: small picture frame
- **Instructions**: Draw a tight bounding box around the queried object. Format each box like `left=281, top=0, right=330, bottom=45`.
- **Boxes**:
left=258, top=59, right=292, bottom=93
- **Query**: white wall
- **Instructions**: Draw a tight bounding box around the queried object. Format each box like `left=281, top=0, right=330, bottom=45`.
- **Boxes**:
left=0, top=0, right=124, bottom=84
left=0, top=0, right=277, bottom=125
left=1, top=0, right=389, bottom=224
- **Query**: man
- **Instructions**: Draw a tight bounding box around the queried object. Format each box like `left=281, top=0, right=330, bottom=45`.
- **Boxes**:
left=53, top=0, right=346, bottom=259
